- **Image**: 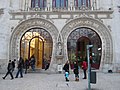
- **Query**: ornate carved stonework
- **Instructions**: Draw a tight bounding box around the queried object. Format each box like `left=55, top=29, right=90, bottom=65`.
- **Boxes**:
left=9, top=10, right=113, bottom=20
left=61, top=16, right=113, bottom=70
left=9, top=18, right=59, bottom=63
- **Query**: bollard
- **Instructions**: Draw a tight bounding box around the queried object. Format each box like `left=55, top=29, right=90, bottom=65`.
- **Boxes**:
left=90, top=71, right=96, bottom=84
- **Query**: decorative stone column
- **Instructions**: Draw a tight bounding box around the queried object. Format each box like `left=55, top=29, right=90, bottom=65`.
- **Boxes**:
left=55, top=34, right=64, bottom=73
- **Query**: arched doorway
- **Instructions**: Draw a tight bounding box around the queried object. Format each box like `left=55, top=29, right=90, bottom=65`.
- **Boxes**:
left=20, top=28, right=53, bottom=69
left=67, top=27, right=102, bottom=69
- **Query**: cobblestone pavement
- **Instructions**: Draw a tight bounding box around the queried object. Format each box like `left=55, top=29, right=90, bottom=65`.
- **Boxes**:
left=0, top=71, right=120, bottom=90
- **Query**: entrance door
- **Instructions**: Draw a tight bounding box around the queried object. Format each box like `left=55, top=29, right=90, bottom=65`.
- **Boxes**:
left=67, top=27, right=102, bottom=69
left=76, top=36, right=90, bottom=60
left=29, top=37, right=44, bottom=68
left=20, top=28, right=53, bottom=69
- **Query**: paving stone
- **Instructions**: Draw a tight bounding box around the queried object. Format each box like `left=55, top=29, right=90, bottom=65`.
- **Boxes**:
left=0, top=72, right=120, bottom=90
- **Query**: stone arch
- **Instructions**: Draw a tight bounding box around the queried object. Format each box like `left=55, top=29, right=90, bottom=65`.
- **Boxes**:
left=61, top=17, right=113, bottom=71
left=9, top=18, right=59, bottom=64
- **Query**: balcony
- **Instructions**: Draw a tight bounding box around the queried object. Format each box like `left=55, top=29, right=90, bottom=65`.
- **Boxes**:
left=9, top=5, right=113, bottom=20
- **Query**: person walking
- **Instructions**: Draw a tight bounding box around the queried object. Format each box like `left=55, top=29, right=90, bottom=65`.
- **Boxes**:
left=63, top=61, right=69, bottom=82
left=24, top=58, right=29, bottom=74
left=30, top=55, right=36, bottom=71
left=2, top=60, right=14, bottom=80
left=45, top=60, right=50, bottom=70
left=12, top=59, right=16, bottom=72
left=15, top=57, right=24, bottom=78
left=82, top=60, right=87, bottom=79
left=73, top=61, right=79, bottom=81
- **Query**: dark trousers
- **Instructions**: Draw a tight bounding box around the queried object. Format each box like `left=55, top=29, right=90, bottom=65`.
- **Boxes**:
left=3, top=70, right=14, bottom=79
left=25, top=65, right=29, bottom=74
left=75, top=74, right=79, bottom=78
left=83, top=69, right=87, bottom=79
left=15, top=68, right=23, bottom=78
left=31, top=65, right=35, bottom=71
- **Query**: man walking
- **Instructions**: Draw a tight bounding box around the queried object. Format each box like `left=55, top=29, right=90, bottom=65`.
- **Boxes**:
left=12, top=59, right=16, bottom=72
left=2, top=60, right=14, bottom=80
left=15, top=57, right=24, bottom=78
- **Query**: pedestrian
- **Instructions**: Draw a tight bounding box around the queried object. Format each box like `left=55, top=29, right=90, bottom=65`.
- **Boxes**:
left=73, top=61, right=79, bottom=81
left=63, top=60, right=69, bottom=82
left=2, top=60, right=14, bottom=80
left=15, top=57, right=24, bottom=78
left=82, top=60, right=87, bottom=79
left=12, top=59, right=16, bottom=72
left=45, top=60, right=50, bottom=70
left=24, top=58, right=29, bottom=74
left=90, top=55, right=93, bottom=64
left=30, top=55, right=36, bottom=71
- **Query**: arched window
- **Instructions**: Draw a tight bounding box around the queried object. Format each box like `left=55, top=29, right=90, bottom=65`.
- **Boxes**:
left=31, top=0, right=47, bottom=8
left=74, top=0, right=91, bottom=8
left=52, top=0, right=68, bottom=8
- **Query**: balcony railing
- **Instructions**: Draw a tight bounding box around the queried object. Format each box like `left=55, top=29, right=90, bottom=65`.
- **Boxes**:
left=9, top=5, right=113, bottom=20
left=27, top=5, right=100, bottom=12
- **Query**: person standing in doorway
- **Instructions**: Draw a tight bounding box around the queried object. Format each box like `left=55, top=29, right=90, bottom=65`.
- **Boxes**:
left=2, top=60, right=14, bottom=80
left=30, top=55, right=36, bottom=71
left=63, top=61, right=69, bottom=82
left=24, top=58, right=29, bottom=74
left=15, top=57, right=24, bottom=78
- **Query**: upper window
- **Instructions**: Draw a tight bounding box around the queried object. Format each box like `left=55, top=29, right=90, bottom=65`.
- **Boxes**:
left=74, top=0, right=91, bottom=8
left=31, top=0, right=47, bottom=8
left=52, top=0, right=68, bottom=8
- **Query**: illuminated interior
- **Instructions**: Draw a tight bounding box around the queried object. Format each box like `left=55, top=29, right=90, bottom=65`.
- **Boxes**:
left=20, top=28, right=53, bottom=69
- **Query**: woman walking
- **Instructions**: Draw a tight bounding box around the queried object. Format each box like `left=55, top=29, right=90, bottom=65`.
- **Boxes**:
left=63, top=61, right=69, bottom=82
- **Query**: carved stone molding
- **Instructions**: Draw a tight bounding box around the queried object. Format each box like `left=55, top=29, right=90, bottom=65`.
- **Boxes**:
left=9, top=10, right=113, bottom=20
left=9, top=18, right=59, bottom=61
left=61, top=16, right=113, bottom=70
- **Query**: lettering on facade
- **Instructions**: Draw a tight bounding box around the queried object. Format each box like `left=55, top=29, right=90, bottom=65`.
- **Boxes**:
left=33, top=20, right=52, bottom=28
left=15, top=20, right=52, bottom=37
left=69, top=20, right=99, bottom=29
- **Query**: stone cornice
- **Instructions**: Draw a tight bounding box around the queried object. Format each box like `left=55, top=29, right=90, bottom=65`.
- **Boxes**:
left=9, top=10, right=113, bottom=20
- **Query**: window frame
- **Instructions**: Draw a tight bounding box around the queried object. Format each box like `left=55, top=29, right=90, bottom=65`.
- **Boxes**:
left=31, top=0, right=47, bottom=8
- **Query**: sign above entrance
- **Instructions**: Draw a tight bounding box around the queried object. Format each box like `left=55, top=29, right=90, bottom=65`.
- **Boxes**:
left=69, top=20, right=100, bottom=29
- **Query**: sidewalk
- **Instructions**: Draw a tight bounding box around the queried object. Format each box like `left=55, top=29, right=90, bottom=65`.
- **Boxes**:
left=0, top=72, right=120, bottom=90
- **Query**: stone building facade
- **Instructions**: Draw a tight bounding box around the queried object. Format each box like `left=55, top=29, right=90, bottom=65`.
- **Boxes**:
left=0, top=0, right=120, bottom=73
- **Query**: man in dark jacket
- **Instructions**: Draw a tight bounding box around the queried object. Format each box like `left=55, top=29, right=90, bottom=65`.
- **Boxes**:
left=24, top=58, right=29, bottom=74
left=73, top=61, right=79, bottom=81
left=12, top=59, right=16, bottom=72
left=15, top=57, right=24, bottom=78
left=2, top=60, right=14, bottom=80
